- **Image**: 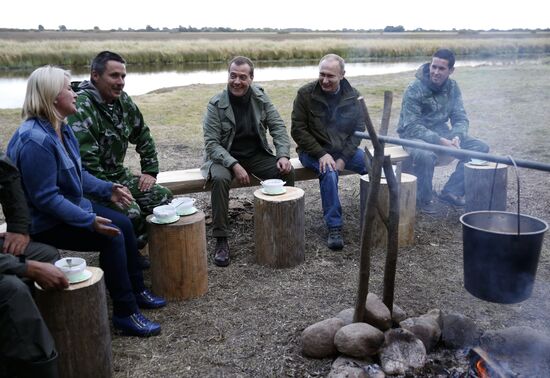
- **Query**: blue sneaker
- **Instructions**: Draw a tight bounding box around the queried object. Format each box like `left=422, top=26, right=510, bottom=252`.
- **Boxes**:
left=135, top=289, right=167, bottom=309
left=112, top=312, right=161, bottom=337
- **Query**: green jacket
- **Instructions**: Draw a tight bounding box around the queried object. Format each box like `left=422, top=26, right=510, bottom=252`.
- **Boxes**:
left=67, top=80, right=160, bottom=182
left=291, top=78, right=365, bottom=162
left=397, top=63, right=469, bottom=144
left=0, top=152, right=30, bottom=276
left=201, top=85, right=291, bottom=177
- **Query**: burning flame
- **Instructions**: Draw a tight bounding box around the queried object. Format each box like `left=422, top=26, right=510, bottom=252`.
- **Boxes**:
left=475, top=358, right=489, bottom=378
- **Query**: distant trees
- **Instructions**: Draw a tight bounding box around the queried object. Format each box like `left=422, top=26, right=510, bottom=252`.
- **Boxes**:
left=58, top=25, right=67, bottom=32
left=38, top=25, right=44, bottom=32
left=383, top=25, right=405, bottom=33
left=93, top=26, right=100, bottom=32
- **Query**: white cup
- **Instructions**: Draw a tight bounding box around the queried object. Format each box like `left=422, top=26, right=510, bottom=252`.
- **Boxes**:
left=261, top=179, right=285, bottom=194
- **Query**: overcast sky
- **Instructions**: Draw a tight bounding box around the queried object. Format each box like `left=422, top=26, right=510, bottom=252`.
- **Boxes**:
left=2, top=0, right=548, bottom=31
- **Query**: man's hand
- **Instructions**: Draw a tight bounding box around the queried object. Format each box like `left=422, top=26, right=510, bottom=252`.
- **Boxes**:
left=138, top=173, right=156, bottom=192
left=318, top=153, right=337, bottom=174
left=439, top=137, right=460, bottom=149
left=276, top=157, right=292, bottom=174
left=335, top=158, right=346, bottom=172
left=25, top=260, right=69, bottom=290
left=111, top=184, right=134, bottom=209
left=93, top=216, right=121, bottom=237
left=0, top=232, right=30, bottom=256
left=232, top=163, right=250, bottom=185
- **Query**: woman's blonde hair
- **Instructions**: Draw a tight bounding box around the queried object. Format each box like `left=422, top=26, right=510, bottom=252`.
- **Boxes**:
left=21, top=65, right=71, bottom=129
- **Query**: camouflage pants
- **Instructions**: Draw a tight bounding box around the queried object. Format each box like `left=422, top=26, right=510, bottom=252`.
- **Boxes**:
left=103, top=174, right=173, bottom=245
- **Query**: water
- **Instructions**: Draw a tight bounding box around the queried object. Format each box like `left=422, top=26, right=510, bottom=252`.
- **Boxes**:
left=0, top=57, right=543, bottom=109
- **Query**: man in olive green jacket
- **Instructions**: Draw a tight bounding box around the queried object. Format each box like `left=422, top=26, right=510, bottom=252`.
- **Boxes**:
left=201, top=56, right=295, bottom=267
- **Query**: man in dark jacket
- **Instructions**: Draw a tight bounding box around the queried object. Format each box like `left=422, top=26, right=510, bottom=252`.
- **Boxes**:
left=0, top=152, right=68, bottom=377
left=397, top=48, right=489, bottom=213
left=201, top=56, right=295, bottom=266
left=291, top=54, right=367, bottom=250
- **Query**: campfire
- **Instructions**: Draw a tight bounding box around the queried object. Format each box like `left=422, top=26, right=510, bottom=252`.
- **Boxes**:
left=468, top=347, right=516, bottom=378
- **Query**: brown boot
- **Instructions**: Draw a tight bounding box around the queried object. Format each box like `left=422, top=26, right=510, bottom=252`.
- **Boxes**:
left=214, top=237, right=230, bottom=267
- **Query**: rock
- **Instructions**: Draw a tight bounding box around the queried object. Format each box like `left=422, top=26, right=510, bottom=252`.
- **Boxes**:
left=334, top=322, right=385, bottom=358
left=363, top=364, right=386, bottom=378
left=365, top=293, right=392, bottom=331
left=379, top=328, right=426, bottom=375
left=392, top=304, right=407, bottom=324
left=441, top=312, right=481, bottom=349
left=399, top=309, right=441, bottom=352
left=301, top=317, right=344, bottom=358
left=328, top=356, right=375, bottom=378
left=335, top=307, right=355, bottom=326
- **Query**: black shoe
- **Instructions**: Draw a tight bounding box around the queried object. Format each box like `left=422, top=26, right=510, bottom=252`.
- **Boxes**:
left=327, top=227, right=344, bottom=250
left=135, top=289, right=167, bottom=309
left=439, top=191, right=466, bottom=207
left=214, top=238, right=230, bottom=267
left=137, top=253, right=150, bottom=270
left=112, top=312, right=161, bottom=337
left=419, top=200, right=438, bottom=214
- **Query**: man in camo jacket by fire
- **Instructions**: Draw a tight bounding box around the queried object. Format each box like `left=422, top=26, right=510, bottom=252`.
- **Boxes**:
left=68, top=51, right=172, bottom=267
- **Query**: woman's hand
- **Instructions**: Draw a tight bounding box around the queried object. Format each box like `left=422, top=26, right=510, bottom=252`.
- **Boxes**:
left=93, top=216, right=121, bottom=237
left=111, top=184, right=133, bottom=209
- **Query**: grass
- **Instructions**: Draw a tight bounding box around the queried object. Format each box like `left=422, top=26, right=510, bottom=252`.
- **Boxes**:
left=0, top=31, right=549, bottom=68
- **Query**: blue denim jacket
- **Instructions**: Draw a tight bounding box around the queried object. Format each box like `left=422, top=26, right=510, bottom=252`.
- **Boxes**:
left=7, top=118, right=113, bottom=234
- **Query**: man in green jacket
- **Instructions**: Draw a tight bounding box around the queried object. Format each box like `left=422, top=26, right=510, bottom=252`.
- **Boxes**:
left=201, top=56, right=295, bottom=267
left=397, top=48, right=489, bottom=213
left=68, top=51, right=172, bottom=267
left=291, top=54, right=367, bottom=250
left=1, top=152, right=68, bottom=377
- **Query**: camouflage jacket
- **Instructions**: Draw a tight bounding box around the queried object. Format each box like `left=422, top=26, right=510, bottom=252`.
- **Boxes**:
left=397, top=63, right=469, bottom=144
left=0, top=152, right=30, bottom=235
left=67, top=80, right=159, bottom=182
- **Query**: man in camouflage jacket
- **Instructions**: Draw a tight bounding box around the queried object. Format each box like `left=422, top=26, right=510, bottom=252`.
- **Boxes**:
left=397, top=48, right=489, bottom=213
left=68, top=51, right=172, bottom=255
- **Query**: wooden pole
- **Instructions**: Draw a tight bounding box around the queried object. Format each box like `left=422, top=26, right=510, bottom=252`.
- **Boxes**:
left=353, top=97, right=384, bottom=323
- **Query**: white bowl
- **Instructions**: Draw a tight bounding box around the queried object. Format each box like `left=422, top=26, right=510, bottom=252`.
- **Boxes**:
left=55, top=257, right=87, bottom=282
left=153, top=205, right=177, bottom=222
left=261, top=179, right=286, bottom=194
left=170, top=197, right=196, bottom=215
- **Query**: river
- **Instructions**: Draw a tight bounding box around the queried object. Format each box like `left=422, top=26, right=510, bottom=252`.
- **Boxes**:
left=0, top=56, right=543, bottom=109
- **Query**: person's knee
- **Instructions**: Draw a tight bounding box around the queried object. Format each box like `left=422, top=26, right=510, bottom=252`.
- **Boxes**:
left=412, top=150, right=437, bottom=168
left=320, top=169, right=339, bottom=185
left=0, top=275, right=31, bottom=305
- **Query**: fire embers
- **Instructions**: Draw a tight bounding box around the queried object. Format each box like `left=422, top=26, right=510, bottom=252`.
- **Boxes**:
left=468, top=347, right=516, bottom=377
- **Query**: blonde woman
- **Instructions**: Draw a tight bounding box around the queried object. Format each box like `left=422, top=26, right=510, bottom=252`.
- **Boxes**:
left=7, top=66, right=165, bottom=337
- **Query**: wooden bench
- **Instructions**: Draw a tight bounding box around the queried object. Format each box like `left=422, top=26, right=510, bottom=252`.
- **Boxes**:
left=157, top=152, right=410, bottom=196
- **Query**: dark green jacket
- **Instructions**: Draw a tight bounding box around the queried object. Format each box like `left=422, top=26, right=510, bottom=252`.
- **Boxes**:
left=68, top=80, right=160, bottom=181
left=291, top=78, right=365, bottom=162
left=201, top=84, right=291, bottom=177
left=397, top=63, right=469, bottom=144
left=0, top=152, right=30, bottom=276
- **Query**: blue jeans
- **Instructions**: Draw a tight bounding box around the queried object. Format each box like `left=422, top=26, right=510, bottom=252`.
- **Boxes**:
left=299, top=148, right=367, bottom=228
left=32, top=203, right=144, bottom=317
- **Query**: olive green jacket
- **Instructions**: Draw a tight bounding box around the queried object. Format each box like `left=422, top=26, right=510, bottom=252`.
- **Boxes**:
left=201, top=85, right=291, bottom=177
left=68, top=80, right=160, bottom=182
left=291, top=78, right=365, bottom=162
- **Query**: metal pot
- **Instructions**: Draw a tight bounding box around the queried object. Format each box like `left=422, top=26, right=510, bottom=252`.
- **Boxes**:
left=460, top=211, right=548, bottom=303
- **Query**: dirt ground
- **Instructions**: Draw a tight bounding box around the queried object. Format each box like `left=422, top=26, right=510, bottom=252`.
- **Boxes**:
left=2, top=64, right=549, bottom=377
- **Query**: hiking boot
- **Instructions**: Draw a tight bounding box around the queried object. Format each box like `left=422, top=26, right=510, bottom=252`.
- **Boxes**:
left=439, top=191, right=466, bottom=207
left=113, top=312, right=161, bottom=337
left=214, top=237, right=230, bottom=267
left=137, top=253, right=150, bottom=270
left=327, top=227, right=344, bottom=250
left=419, top=200, right=438, bottom=214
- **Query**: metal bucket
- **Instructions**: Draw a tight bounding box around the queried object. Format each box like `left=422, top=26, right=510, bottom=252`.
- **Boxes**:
left=460, top=211, right=548, bottom=303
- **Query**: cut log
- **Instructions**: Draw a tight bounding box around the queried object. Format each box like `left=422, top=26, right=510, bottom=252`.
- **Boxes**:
left=34, top=267, right=112, bottom=378
left=254, top=186, right=305, bottom=268
left=360, top=173, right=417, bottom=248
left=465, top=162, right=508, bottom=212
left=147, top=211, right=208, bottom=300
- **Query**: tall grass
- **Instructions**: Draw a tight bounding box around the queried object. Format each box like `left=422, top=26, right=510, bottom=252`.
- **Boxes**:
left=1, top=36, right=549, bottom=68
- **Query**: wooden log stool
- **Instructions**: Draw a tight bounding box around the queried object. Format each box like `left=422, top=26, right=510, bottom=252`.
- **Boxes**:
left=254, top=186, right=305, bottom=268
left=34, top=267, right=112, bottom=378
left=360, top=173, right=417, bottom=248
left=146, top=211, right=208, bottom=300
left=465, top=162, right=508, bottom=213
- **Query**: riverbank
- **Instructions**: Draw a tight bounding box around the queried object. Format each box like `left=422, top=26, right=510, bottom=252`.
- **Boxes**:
left=0, top=63, right=549, bottom=376
left=1, top=30, right=549, bottom=68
